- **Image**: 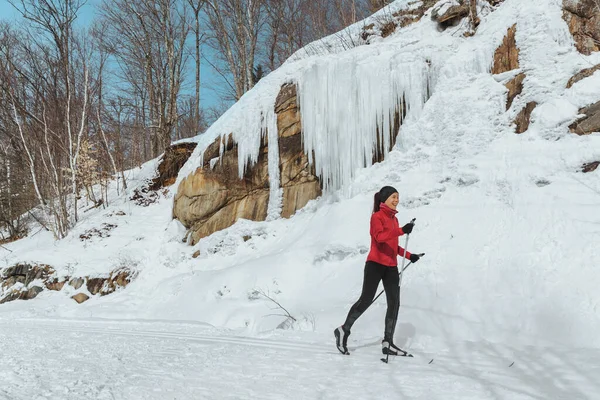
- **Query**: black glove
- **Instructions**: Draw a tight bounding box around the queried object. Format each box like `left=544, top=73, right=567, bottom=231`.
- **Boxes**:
left=402, top=222, right=414, bottom=234
left=409, top=254, right=420, bottom=263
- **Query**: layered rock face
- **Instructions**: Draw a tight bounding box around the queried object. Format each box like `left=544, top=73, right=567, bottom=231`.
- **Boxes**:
left=173, top=84, right=321, bottom=245
left=172, top=0, right=600, bottom=245
left=563, top=0, right=600, bottom=55
left=489, top=24, right=538, bottom=133
left=562, top=1, right=600, bottom=135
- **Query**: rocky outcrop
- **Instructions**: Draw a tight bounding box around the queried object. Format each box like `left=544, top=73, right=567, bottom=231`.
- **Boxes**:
left=173, top=84, right=322, bottom=245
left=274, top=84, right=302, bottom=138
left=361, top=0, right=437, bottom=42
left=0, top=264, right=54, bottom=291
left=515, top=102, right=537, bottom=133
left=275, top=85, right=322, bottom=219
left=431, top=0, right=470, bottom=26
left=85, top=268, right=137, bottom=297
left=567, top=64, right=600, bottom=88
left=569, top=101, right=600, bottom=135
left=0, top=263, right=54, bottom=304
left=491, top=26, right=526, bottom=113
left=505, top=73, right=526, bottom=110
left=150, top=142, right=198, bottom=190
left=0, top=263, right=137, bottom=304
left=492, top=24, right=519, bottom=74
left=173, top=136, right=272, bottom=244
left=563, top=0, right=600, bottom=55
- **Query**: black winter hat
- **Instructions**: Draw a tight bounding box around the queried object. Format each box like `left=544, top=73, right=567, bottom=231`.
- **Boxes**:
left=378, top=186, right=398, bottom=203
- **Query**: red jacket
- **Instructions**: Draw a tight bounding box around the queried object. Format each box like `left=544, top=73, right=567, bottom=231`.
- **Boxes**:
left=366, top=203, right=411, bottom=267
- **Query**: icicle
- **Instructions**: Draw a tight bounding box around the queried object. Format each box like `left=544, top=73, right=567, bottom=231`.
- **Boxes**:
left=265, top=109, right=282, bottom=220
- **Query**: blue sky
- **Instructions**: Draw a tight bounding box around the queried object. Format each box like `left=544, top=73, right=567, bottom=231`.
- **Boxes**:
left=0, top=0, right=222, bottom=111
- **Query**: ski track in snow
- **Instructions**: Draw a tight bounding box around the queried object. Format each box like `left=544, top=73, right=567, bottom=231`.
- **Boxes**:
left=1, top=319, right=599, bottom=400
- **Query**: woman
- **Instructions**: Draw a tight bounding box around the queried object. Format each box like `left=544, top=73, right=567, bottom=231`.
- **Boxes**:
left=334, top=186, right=421, bottom=356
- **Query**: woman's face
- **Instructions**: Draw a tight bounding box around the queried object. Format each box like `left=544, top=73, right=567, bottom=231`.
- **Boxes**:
left=384, top=192, right=399, bottom=210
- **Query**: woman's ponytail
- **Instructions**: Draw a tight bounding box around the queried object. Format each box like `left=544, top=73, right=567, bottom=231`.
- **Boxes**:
left=373, top=192, right=381, bottom=213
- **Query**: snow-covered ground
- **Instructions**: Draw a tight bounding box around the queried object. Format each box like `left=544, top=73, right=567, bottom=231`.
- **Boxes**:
left=2, top=0, right=600, bottom=398
left=2, top=318, right=599, bottom=400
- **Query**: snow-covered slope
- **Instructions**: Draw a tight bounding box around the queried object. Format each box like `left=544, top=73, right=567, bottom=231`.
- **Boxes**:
left=2, top=1, right=600, bottom=396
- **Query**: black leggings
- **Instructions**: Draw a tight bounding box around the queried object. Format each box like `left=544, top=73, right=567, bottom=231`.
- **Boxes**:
left=342, top=261, right=400, bottom=341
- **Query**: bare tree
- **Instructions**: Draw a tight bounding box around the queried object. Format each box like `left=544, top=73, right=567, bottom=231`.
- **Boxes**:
left=100, top=0, right=191, bottom=157
left=188, top=0, right=206, bottom=136
left=204, top=0, right=267, bottom=101
left=0, top=135, right=34, bottom=240
left=263, top=0, right=309, bottom=70
left=91, top=21, right=127, bottom=194
left=0, top=1, right=95, bottom=238
left=8, top=0, right=94, bottom=226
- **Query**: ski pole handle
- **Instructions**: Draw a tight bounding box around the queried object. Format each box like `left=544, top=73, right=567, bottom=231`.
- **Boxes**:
left=400, top=253, right=424, bottom=274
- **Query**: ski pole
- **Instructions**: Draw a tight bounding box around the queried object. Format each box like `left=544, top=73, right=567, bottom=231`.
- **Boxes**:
left=382, top=218, right=415, bottom=364
left=398, top=218, right=415, bottom=291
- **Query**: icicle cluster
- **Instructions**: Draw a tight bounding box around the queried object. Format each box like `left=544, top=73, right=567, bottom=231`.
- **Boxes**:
left=296, top=53, right=433, bottom=191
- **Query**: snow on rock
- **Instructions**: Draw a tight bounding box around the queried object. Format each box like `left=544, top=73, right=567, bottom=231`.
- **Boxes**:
left=431, top=0, right=468, bottom=24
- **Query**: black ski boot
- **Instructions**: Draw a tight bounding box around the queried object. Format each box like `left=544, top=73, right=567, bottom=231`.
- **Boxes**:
left=382, top=340, right=412, bottom=357
left=334, top=326, right=350, bottom=355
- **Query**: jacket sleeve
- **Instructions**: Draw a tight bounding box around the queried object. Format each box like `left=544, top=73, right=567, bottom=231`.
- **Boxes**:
left=370, top=214, right=403, bottom=243
left=398, top=246, right=412, bottom=260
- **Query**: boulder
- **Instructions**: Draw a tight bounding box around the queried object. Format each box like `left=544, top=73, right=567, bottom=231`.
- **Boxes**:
left=569, top=101, right=600, bottom=135
left=21, top=286, right=43, bottom=300
left=71, top=293, right=89, bottom=304
left=45, top=279, right=67, bottom=291
left=69, top=277, right=84, bottom=290
left=86, top=277, right=107, bottom=295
